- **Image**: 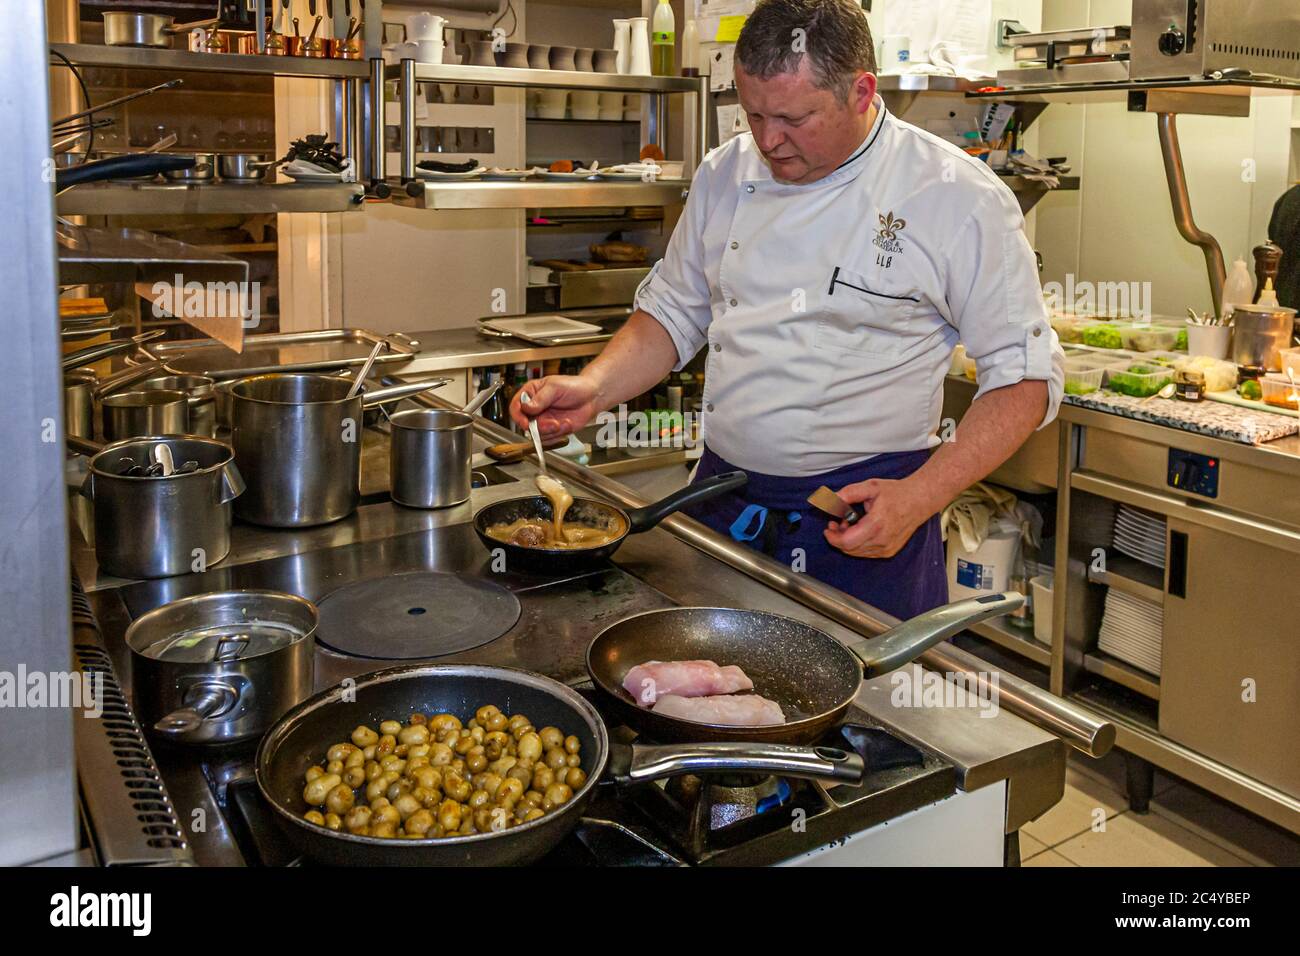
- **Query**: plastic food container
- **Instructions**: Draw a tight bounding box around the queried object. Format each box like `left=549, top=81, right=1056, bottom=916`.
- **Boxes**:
left=1030, top=574, right=1053, bottom=645
left=1080, top=322, right=1125, bottom=349
left=1174, top=356, right=1236, bottom=393
left=1260, top=374, right=1300, bottom=410
left=1049, top=313, right=1088, bottom=344
left=1279, top=346, right=1300, bottom=381
left=1119, top=324, right=1182, bottom=352
left=1107, top=363, right=1174, bottom=397
left=1063, top=360, right=1105, bottom=395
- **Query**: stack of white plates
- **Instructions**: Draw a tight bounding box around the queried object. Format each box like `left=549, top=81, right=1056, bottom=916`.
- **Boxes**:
left=1112, top=505, right=1166, bottom=567
left=1097, top=588, right=1163, bottom=675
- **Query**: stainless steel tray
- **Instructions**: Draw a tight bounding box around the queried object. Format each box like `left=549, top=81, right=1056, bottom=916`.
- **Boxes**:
left=146, top=329, right=420, bottom=381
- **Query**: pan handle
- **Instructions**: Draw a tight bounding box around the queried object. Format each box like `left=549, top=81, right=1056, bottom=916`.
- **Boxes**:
left=624, top=470, right=748, bottom=534
left=610, top=740, right=865, bottom=784
left=848, top=592, right=1025, bottom=677
left=359, top=378, right=451, bottom=408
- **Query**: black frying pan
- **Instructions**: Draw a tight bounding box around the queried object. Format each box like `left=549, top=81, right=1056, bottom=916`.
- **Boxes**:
left=255, top=663, right=864, bottom=866
left=55, top=153, right=196, bottom=191
left=473, top=470, right=747, bottom=574
left=587, top=593, right=1023, bottom=744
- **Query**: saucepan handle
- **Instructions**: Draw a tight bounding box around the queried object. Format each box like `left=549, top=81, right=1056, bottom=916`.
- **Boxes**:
left=614, top=741, right=864, bottom=784
left=847, top=592, right=1025, bottom=677
left=154, top=681, right=239, bottom=735
left=217, top=460, right=246, bottom=504
left=359, top=377, right=451, bottom=408
left=624, top=470, right=748, bottom=533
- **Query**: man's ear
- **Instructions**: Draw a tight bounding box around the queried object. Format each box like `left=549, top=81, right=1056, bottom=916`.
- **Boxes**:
left=853, top=70, right=878, bottom=115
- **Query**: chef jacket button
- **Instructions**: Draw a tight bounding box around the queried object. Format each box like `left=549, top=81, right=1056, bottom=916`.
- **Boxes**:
left=730, top=241, right=739, bottom=250
left=713, top=343, right=722, bottom=352
left=745, top=185, right=755, bottom=194
left=1033, top=326, right=1042, bottom=337
left=706, top=403, right=715, bottom=412
left=729, top=298, right=738, bottom=307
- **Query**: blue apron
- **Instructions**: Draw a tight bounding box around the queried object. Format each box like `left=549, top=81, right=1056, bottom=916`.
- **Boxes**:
left=686, top=445, right=948, bottom=621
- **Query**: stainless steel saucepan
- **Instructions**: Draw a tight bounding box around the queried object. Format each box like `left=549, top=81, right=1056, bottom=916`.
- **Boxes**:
left=103, top=12, right=219, bottom=48
left=230, top=373, right=451, bottom=528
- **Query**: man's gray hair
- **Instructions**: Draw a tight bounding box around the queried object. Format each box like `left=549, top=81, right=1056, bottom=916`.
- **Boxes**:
left=735, top=0, right=876, bottom=98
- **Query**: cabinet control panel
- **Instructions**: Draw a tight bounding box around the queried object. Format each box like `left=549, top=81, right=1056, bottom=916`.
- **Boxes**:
left=1168, top=448, right=1219, bottom=498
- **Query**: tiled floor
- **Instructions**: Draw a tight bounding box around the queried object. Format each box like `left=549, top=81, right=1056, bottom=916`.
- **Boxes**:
left=1019, top=750, right=1300, bottom=867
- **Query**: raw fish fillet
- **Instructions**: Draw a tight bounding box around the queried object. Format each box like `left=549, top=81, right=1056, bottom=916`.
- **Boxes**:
left=651, top=693, right=786, bottom=726
left=622, top=660, right=754, bottom=707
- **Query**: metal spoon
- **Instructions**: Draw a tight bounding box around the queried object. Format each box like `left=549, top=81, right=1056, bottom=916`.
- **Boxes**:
left=462, top=379, right=503, bottom=416
left=346, top=340, right=385, bottom=400
left=1141, top=382, right=1177, bottom=403
left=519, top=391, right=548, bottom=477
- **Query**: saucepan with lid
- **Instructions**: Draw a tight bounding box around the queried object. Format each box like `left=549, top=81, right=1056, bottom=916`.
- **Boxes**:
left=128, top=590, right=317, bottom=745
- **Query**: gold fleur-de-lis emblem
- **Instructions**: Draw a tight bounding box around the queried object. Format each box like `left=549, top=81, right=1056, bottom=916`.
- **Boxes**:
left=878, top=211, right=906, bottom=241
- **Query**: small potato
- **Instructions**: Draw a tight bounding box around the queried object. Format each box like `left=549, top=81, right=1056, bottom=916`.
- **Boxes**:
left=393, top=793, right=422, bottom=821
left=486, top=712, right=508, bottom=732
left=385, top=778, right=411, bottom=803
left=543, top=782, right=573, bottom=810
left=489, top=755, right=518, bottom=777
left=351, top=725, right=379, bottom=748
left=567, top=753, right=581, bottom=768
left=373, top=803, right=400, bottom=827
left=304, top=810, right=325, bottom=826
left=468, top=788, right=491, bottom=809
left=398, top=723, right=429, bottom=746
left=344, top=750, right=365, bottom=769
left=325, top=783, right=355, bottom=815
left=562, top=767, right=587, bottom=790
left=406, top=756, right=429, bottom=775
left=532, top=766, right=555, bottom=792
left=408, top=712, right=427, bottom=726
left=522, top=790, right=544, bottom=809
left=410, top=766, right=441, bottom=791
left=539, top=727, right=564, bottom=750
left=521, top=807, right=545, bottom=823
left=466, top=747, right=488, bottom=774
left=510, top=723, right=535, bottom=742
left=564, top=735, right=581, bottom=755
left=371, top=821, right=398, bottom=839
left=475, top=704, right=500, bottom=724
left=411, top=786, right=441, bottom=810
left=379, top=754, right=406, bottom=774
left=443, top=772, right=471, bottom=803
left=344, top=766, right=366, bottom=789
left=379, top=719, right=402, bottom=737
left=497, top=777, right=525, bottom=805
left=376, top=734, right=397, bottom=757
left=517, top=732, right=543, bottom=762
left=365, top=770, right=399, bottom=803
left=544, top=748, right=567, bottom=770
left=344, top=806, right=373, bottom=833
left=428, top=743, right=454, bottom=766
left=362, top=744, right=377, bottom=761
left=326, top=759, right=344, bottom=775
left=304, top=765, right=325, bottom=783
left=407, top=743, right=430, bottom=760
left=430, top=713, right=461, bottom=734
left=364, top=760, right=383, bottom=782
left=323, top=813, right=343, bottom=831
left=481, top=773, right=504, bottom=799
left=327, top=742, right=358, bottom=763
left=507, top=765, right=533, bottom=788
left=303, top=772, right=341, bottom=807
left=508, top=714, right=531, bottom=732
left=405, top=809, right=434, bottom=836
left=437, top=799, right=463, bottom=832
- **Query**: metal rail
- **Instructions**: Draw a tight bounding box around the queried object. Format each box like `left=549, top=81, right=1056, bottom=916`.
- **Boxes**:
left=1157, top=112, right=1227, bottom=318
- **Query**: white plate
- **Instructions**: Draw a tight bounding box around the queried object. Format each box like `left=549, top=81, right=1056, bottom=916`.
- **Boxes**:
left=595, top=170, right=656, bottom=181
left=415, top=167, right=484, bottom=181
left=536, top=170, right=598, bottom=181
left=481, top=168, right=533, bottom=181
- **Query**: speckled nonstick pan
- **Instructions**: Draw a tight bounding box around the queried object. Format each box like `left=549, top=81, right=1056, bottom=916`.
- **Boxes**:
left=473, top=470, right=747, bottom=574
left=587, top=593, right=1024, bottom=744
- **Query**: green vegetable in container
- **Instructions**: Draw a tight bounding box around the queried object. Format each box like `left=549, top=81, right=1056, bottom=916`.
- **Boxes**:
left=1081, top=324, right=1124, bottom=349
left=1174, top=328, right=1188, bottom=351
left=1240, top=380, right=1263, bottom=401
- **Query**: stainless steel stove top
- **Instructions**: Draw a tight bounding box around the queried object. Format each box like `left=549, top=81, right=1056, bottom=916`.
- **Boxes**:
left=84, top=518, right=955, bottom=866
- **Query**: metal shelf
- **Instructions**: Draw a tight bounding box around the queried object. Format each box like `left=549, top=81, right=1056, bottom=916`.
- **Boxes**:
left=49, top=43, right=370, bottom=79
left=56, top=181, right=367, bottom=216
left=967, top=617, right=1052, bottom=667
left=392, top=179, right=689, bottom=210
left=967, top=75, right=1300, bottom=105
left=1088, top=551, right=1165, bottom=606
left=876, top=74, right=988, bottom=93
left=1083, top=651, right=1161, bottom=701
left=386, top=62, right=700, bottom=94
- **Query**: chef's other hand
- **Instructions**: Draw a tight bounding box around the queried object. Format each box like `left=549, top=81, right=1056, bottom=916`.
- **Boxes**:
left=509, top=375, right=601, bottom=437
left=823, top=478, right=932, bottom=560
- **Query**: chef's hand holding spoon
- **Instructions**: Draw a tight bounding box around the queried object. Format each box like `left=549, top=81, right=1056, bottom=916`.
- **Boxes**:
left=823, top=478, right=933, bottom=560
left=510, top=376, right=603, bottom=438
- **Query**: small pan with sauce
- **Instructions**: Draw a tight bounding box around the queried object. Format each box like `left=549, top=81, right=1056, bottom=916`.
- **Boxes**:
left=473, top=471, right=747, bottom=574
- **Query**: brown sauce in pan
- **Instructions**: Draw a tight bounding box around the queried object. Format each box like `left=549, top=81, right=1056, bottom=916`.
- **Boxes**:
left=486, top=517, right=623, bottom=550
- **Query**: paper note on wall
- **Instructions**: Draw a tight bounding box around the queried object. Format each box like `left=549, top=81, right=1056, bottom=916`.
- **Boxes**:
left=716, top=104, right=750, bottom=145
left=707, top=43, right=736, bottom=91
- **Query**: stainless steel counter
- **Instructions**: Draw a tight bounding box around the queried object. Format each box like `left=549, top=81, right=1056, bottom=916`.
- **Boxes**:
left=397, top=326, right=610, bottom=375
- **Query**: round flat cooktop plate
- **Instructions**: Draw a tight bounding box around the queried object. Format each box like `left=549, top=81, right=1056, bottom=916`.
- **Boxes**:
left=316, top=572, right=521, bottom=660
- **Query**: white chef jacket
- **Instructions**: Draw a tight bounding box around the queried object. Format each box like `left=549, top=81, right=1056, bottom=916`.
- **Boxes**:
left=634, top=97, right=1065, bottom=477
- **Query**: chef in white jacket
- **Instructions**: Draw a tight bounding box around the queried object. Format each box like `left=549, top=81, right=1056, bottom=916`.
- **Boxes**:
left=513, top=0, right=1064, bottom=619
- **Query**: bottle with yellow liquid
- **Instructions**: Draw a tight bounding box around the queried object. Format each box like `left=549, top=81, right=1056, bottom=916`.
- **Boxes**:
left=652, top=0, right=676, bottom=76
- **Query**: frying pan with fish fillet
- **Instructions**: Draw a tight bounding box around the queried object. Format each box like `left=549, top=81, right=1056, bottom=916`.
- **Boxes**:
left=587, top=593, right=1023, bottom=744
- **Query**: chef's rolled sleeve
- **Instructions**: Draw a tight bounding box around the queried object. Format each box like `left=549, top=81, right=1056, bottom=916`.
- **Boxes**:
left=634, top=173, right=714, bottom=370
left=944, top=187, right=1065, bottom=429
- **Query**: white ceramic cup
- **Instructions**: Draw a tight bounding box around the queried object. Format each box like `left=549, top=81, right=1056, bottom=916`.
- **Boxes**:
left=881, top=34, right=910, bottom=68
left=570, top=91, right=600, bottom=121
left=1186, top=323, right=1231, bottom=360
left=597, top=91, right=625, bottom=120
left=415, top=40, right=444, bottom=64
